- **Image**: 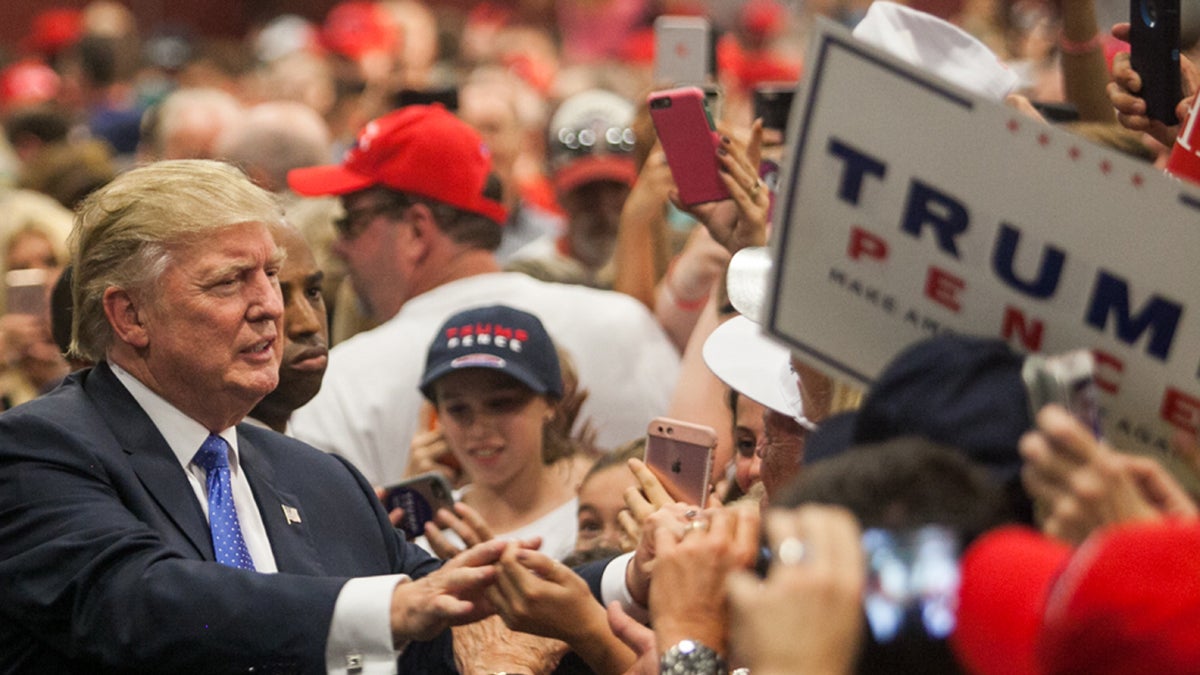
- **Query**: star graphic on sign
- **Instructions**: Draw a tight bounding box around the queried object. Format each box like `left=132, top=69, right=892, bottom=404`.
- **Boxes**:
left=1132, top=173, right=1144, bottom=187
left=1038, top=133, right=1050, bottom=146
left=1100, top=159, right=1112, bottom=174
left=675, top=43, right=689, bottom=58
left=1007, top=119, right=1019, bottom=132
left=1068, top=146, right=1081, bottom=160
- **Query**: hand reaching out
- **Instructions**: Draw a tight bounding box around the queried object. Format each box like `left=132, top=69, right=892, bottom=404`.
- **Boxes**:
left=726, top=506, right=865, bottom=675
left=1019, top=404, right=1198, bottom=545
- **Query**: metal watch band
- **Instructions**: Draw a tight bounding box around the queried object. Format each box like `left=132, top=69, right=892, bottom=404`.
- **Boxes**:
left=660, top=639, right=729, bottom=675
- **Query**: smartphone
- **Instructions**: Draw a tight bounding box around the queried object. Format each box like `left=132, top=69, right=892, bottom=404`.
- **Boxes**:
left=649, top=87, right=730, bottom=206
left=5, top=269, right=49, bottom=316
left=753, top=83, right=797, bottom=137
left=1021, top=350, right=1104, bottom=438
left=861, top=526, right=961, bottom=644
left=380, top=472, right=456, bottom=540
left=1129, top=0, right=1181, bottom=124
left=653, top=15, right=714, bottom=87
left=755, top=525, right=962, bottom=644
left=644, top=416, right=717, bottom=506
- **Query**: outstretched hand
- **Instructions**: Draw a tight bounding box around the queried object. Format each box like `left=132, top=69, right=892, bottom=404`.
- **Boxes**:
left=389, top=539, right=506, bottom=644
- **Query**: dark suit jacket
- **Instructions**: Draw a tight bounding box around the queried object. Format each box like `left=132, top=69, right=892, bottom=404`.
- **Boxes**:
left=0, top=364, right=455, bottom=674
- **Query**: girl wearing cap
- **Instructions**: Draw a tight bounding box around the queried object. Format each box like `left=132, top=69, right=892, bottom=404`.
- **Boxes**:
left=416, top=304, right=580, bottom=561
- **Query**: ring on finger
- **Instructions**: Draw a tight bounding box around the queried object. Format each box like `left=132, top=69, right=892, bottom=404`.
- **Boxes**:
left=682, top=518, right=710, bottom=537
left=748, top=180, right=761, bottom=197
left=776, top=536, right=809, bottom=565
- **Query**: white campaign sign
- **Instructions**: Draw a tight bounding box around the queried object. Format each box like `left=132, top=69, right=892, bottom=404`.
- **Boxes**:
left=766, top=21, right=1200, bottom=458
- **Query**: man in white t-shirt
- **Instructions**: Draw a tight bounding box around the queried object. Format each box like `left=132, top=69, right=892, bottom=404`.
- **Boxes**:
left=287, top=105, right=679, bottom=486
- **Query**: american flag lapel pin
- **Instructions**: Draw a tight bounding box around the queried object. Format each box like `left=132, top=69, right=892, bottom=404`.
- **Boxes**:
left=282, top=504, right=302, bottom=524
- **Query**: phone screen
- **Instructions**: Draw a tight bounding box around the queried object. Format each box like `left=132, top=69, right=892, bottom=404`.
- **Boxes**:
left=5, top=269, right=49, bottom=316
left=862, top=526, right=961, bottom=643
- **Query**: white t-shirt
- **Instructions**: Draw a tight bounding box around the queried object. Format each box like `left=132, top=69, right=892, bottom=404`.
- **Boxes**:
left=416, top=494, right=580, bottom=562
left=291, top=272, right=680, bottom=486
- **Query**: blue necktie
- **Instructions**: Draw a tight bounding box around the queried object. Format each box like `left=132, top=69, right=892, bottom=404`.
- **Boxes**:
left=193, top=434, right=256, bottom=571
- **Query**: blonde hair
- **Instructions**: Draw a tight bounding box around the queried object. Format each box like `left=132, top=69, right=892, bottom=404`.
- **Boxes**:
left=69, top=159, right=284, bottom=361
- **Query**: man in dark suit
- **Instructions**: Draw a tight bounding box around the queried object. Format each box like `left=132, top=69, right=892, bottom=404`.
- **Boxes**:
left=0, top=160, right=511, bottom=674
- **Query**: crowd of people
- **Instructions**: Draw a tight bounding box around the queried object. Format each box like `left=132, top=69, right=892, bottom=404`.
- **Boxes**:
left=1, top=0, right=1199, bottom=673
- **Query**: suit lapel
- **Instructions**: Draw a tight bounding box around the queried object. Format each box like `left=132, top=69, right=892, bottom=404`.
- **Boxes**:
left=238, top=431, right=327, bottom=575
left=83, top=363, right=215, bottom=560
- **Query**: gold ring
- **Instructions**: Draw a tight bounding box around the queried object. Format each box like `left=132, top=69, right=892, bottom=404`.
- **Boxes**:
left=749, top=180, right=762, bottom=197
left=683, top=519, right=709, bottom=536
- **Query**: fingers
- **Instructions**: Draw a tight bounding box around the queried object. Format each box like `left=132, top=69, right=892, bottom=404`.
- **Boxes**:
left=607, top=601, right=657, bottom=655
left=730, top=507, right=763, bottom=568
left=437, top=502, right=494, bottom=548
left=1111, top=21, right=1130, bottom=41
left=627, top=458, right=675, bottom=512
left=1033, top=405, right=1104, bottom=466
left=617, top=509, right=641, bottom=550
left=444, top=538, right=508, bottom=570
left=747, top=118, right=763, bottom=169
left=423, top=519, right=465, bottom=560
left=1123, top=454, right=1199, bottom=517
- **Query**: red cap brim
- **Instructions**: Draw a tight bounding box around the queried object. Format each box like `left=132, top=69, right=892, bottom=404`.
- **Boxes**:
left=287, top=163, right=378, bottom=197
left=554, top=156, right=637, bottom=194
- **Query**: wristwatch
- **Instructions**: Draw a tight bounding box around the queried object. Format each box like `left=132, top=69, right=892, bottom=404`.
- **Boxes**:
left=660, top=639, right=728, bottom=675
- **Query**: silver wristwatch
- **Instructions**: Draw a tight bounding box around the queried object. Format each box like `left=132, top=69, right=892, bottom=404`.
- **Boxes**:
left=660, top=639, right=728, bottom=675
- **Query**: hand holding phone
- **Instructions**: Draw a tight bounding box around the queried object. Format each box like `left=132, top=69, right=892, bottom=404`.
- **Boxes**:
left=1021, top=350, right=1103, bottom=439
left=649, top=87, right=730, bottom=206
left=380, top=472, right=456, bottom=540
left=644, top=416, right=717, bottom=506
left=1129, top=0, right=1182, bottom=124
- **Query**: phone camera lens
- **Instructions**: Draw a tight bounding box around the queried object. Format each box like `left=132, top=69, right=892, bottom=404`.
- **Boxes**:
left=1142, top=0, right=1158, bottom=27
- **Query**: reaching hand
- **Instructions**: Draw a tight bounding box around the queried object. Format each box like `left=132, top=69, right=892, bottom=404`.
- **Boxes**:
left=1019, top=404, right=1197, bottom=545
left=424, top=502, right=496, bottom=560
left=648, top=506, right=761, bottom=655
left=487, top=544, right=637, bottom=675
left=726, top=506, right=864, bottom=675
left=389, top=540, right=505, bottom=643
left=406, top=427, right=462, bottom=486
left=607, top=602, right=658, bottom=675
left=451, top=613, right=568, bottom=675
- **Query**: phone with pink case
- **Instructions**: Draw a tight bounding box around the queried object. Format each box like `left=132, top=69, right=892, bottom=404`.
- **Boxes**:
left=648, top=87, right=730, bottom=206
left=644, top=416, right=717, bottom=506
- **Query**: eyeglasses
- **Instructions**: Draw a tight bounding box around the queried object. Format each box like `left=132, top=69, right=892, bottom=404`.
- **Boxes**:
left=333, top=200, right=406, bottom=241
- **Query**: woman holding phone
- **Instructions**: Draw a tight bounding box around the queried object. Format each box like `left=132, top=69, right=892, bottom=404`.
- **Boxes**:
left=415, top=304, right=581, bottom=561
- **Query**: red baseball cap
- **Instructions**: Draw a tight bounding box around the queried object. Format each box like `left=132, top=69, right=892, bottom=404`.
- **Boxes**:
left=952, top=526, right=1070, bottom=675
left=287, top=105, right=508, bottom=225
left=23, top=9, right=82, bottom=57
left=953, top=521, right=1200, bottom=675
left=1039, top=519, right=1200, bottom=674
left=0, top=59, right=61, bottom=110
left=320, top=1, right=395, bottom=60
